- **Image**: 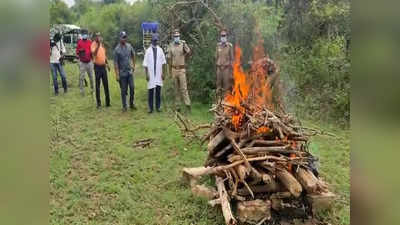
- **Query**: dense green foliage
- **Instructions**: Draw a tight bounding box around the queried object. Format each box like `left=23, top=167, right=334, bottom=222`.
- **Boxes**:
left=49, top=0, right=350, bottom=125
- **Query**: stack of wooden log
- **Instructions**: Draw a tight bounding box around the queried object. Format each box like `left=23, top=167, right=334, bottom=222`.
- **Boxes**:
left=182, top=104, right=335, bottom=225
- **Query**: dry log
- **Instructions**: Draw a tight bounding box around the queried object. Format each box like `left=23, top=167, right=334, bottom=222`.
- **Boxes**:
left=248, top=167, right=272, bottom=185
left=237, top=181, right=281, bottom=195
left=182, top=168, right=199, bottom=186
left=241, top=146, right=303, bottom=155
left=191, top=184, right=218, bottom=200
left=229, top=168, right=239, bottom=196
left=307, top=192, right=335, bottom=215
left=270, top=192, right=292, bottom=211
left=215, top=144, right=232, bottom=158
left=183, top=167, right=210, bottom=179
left=295, top=167, right=319, bottom=194
left=225, top=129, right=251, bottom=168
left=276, top=169, right=303, bottom=198
left=185, top=155, right=285, bottom=179
left=236, top=164, right=248, bottom=181
left=208, top=198, right=221, bottom=207
left=261, top=172, right=273, bottom=184
left=237, top=200, right=271, bottom=224
left=208, top=131, right=226, bottom=153
left=215, top=176, right=237, bottom=225
left=249, top=140, right=286, bottom=147
left=228, top=154, right=261, bottom=163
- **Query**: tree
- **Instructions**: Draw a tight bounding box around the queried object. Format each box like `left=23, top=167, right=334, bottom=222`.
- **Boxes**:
left=103, top=0, right=124, bottom=4
left=50, top=0, right=75, bottom=25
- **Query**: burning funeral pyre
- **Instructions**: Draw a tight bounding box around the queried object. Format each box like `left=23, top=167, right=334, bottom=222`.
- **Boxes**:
left=181, top=41, right=335, bottom=225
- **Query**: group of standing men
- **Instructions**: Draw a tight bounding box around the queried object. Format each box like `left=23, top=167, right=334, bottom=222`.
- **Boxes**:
left=50, top=28, right=235, bottom=113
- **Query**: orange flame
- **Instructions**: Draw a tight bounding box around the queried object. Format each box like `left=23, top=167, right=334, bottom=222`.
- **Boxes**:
left=256, top=126, right=270, bottom=134
left=224, top=45, right=249, bottom=129
left=224, top=40, right=274, bottom=130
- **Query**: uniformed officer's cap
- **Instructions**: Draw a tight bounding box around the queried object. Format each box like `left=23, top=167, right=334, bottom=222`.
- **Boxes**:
left=220, top=29, right=228, bottom=36
left=173, top=29, right=180, bottom=37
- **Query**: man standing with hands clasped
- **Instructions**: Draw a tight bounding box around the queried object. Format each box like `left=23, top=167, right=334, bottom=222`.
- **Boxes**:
left=91, top=32, right=111, bottom=109
left=143, top=33, right=166, bottom=114
left=167, top=29, right=192, bottom=113
left=114, top=31, right=136, bottom=112
left=215, top=29, right=234, bottom=99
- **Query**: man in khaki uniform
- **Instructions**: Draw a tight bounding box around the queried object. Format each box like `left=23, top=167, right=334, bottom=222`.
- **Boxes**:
left=167, top=29, right=192, bottom=112
left=216, top=29, right=234, bottom=98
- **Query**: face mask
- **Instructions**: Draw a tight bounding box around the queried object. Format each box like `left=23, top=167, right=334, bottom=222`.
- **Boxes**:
left=82, top=34, right=88, bottom=40
left=174, top=37, right=180, bottom=43
left=221, top=36, right=227, bottom=43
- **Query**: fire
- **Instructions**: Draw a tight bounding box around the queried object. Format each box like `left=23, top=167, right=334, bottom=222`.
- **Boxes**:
left=256, top=126, right=270, bottom=134
left=223, top=40, right=275, bottom=131
left=224, top=45, right=249, bottom=129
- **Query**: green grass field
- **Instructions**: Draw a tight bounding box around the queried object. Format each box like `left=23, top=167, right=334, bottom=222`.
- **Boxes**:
left=50, top=62, right=349, bottom=225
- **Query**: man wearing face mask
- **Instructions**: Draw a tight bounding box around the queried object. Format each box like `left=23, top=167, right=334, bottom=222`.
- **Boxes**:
left=76, top=30, right=94, bottom=96
left=143, top=33, right=167, bottom=114
left=167, top=29, right=192, bottom=112
left=114, top=31, right=136, bottom=112
left=215, top=29, right=234, bottom=98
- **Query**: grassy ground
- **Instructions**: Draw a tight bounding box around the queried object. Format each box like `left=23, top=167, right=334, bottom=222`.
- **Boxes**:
left=50, top=62, right=349, bottom=225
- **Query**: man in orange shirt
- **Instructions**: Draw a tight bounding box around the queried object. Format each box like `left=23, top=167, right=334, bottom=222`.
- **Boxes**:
left=91, top=32, right=111, bottom=108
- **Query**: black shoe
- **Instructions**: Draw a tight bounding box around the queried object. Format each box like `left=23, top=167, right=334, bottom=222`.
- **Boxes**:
left=55, top=92, right=59, bottom=96
left=156, top=108, right=162, bottom=113
left=148, top=110, right=153, bottom=114
left=64, top=89, right=68, bottom=94
left=106, top=104, right=111, bottom=107
left=130, top=104, right=137, bottom=110
left=122, top=107, right=127, bottom=112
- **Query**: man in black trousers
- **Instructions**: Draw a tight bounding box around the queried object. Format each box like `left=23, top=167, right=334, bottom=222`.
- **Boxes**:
left=91, top=32, right=110, bottom=108
left=114, top=31, right=137, bottom=112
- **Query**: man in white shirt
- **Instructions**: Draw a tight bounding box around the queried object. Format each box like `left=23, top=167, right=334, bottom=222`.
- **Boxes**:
left=50, top=33, right=68, bottom=95
left=143, top=34, right=166, bottom=113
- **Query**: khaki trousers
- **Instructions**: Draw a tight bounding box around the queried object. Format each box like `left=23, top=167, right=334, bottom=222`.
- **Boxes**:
left=216, top=66, right=233, bottom=97
left=172, top=68, right=191, bottom=106
left=79, top=61, right=94, bottom=93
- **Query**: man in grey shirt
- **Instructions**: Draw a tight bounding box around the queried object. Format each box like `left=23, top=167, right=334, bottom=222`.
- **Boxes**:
left=114, top=31, right=136, bottom=111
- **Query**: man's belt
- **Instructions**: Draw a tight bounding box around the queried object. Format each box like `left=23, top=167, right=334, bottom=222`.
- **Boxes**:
left=172, top=65, right=185, bottom=69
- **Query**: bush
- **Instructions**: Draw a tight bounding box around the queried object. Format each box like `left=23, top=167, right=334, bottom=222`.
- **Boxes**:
left=281, top=36, right=350, bottom=126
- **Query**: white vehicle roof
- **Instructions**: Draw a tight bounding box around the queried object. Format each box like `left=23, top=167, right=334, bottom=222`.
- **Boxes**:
left=50, top=24, right=82, bottom=37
